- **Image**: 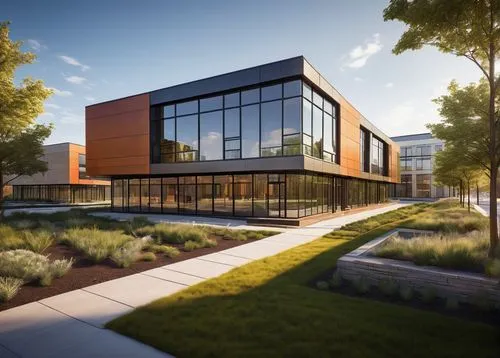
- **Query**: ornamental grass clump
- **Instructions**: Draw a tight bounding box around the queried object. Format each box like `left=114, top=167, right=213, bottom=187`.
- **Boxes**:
left=137, top=223, right=209, bottom=245
left=60, top=227, right=132, bottom=263
left=22, top=230, right=54, bottom=253
left=111, top=240, right=145, bottom=268
left=147, top=244, right=180, bottom=258
left=0, top=225, right=24, bottom=251
left=0, top=276, right=23, bottom=302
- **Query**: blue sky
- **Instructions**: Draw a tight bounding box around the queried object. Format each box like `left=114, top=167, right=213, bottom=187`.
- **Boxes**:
left=4, top=0, right=482, bottom=145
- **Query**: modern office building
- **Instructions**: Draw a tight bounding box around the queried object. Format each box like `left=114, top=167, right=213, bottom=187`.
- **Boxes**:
left=8, top=143, right=110, bottom=203
left=86, top=56, right=399, bottom=220
left=391, top=133, right=451, bottom=198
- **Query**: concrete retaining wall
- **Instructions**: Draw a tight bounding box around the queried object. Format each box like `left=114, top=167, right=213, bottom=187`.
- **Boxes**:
left=337, top=229, right=500, bottom=305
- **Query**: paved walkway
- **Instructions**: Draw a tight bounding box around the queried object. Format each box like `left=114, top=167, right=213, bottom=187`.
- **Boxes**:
left=0, top=203, right=408, bottom=358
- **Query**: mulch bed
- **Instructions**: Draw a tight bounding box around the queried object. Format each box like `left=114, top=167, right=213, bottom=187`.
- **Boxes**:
left=311, top=268, right=500, bottom=326
left=0, top=235, right=256, bottom=312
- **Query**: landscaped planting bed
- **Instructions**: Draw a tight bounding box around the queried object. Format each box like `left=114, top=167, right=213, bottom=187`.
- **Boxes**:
left=316, top=199, right=500, bottom=321
left=0, top=210, right=277, bottom=311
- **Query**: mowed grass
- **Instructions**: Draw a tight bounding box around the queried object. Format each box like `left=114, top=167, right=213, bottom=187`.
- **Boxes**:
left=107, top=202, right=500, bottom=358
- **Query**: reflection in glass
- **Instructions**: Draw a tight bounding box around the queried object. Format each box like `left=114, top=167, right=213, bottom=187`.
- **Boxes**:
left=161, top=118, right=175, bottom=163
left=253, top=174, right=267, bottom=217
left=260, top=100, right=282, bottom=156
left=141, top=178, right=149, bottom=211
left=200, top=111, right=223, bottom=161
left=284, top=80, right=301, bottom=98
left=179, top=176, right=196, bottom=213
left=163, top=105, right=175, bottom=118
left=241, top=88, right=259, bottom=105
left=176, top=114, right=198, bottom=161
left=323, top=113, right=334, bottom=159
left=200, top=96, right=222, bottom=112
left=197, top=176, right=213, bottom=214
left=261, top=84, right=282, bottom=101
left=162, top=177, right=178, bottom=213
left=241, top=104, right=259, bottom=158
left=234, top=175, right=252, bottom=216
left=286, top=174, right=299, bottom=218
left=150, top=178, right=161, bottom=212
left=312, top=105, right=323, bottom=158
left=224, top=92, right=240, bottom=108
left=129, top=179, right=140, bottom=212
left=302, top=98, right=312, bottom=134
left=224, top=108, right=239, bottom=138
left=112, top=180, right=123, bottom=211
left=283, top=97, right=300, bottom=135
left=176, top=100, right=198, bottom=116
left=303, top=83, right=312, bottom=100
left=214, top=175, right=232, bottom=215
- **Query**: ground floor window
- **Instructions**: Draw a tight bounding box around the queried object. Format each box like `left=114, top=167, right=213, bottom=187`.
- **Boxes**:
left=12, top=184, right=110, bottom=203
left=110, top=172, right=391, bottom=218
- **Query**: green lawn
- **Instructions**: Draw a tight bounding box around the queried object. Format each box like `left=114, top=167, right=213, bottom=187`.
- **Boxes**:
left=107, top=202, right=500, bottom=358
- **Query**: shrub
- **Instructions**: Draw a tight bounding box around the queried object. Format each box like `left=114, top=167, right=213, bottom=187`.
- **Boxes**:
left=0, top=225, right=24, bottom=251
left=10, top=219, right=37, bottom=230
left=137, top=223, right=208, bottom=245
left=51, top=258, right=74, bottom=278
left=420, top=287, right=437, bottom=304
left=147, top=244, right=180, bottom=258
left=22, top=230, right=54, bottom=253
left=0, top=277, right=23, bottom=302
left=37, top=220, right=56, bottom=232
left=184, top=240, right=205, bottom=252
left=245, top=231, right=265, bottom=240
left=445, top=295, right=460, bottom=311
left=378, top=278, right=399, bottom=297
left=485, top=259, right=500, bottom=278
left=352, top=276, right=370, bottom=295
left=0, top=250, right=51, bottom=284
left=316, top=281, right=329, bottom=290
left=111, top=240, right=144, bottom=268
left=66, top=217, right=91, bottom=228
left=140, top=252, right=156, bottom=262
left=61, top=227, right=132, bottom=263
left=399, top=285, right=414, bottom=301
left=329, top=271, right=343, bottom=289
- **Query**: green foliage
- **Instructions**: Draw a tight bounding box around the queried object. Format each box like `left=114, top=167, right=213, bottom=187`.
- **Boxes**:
left=378, top=278, right=399, bottom=297
left=375, top=230, right=490, bottom=273
left=50, top=258, right=73, bottom=278
left=111, top=240, right=144, bottom=268
left=485, top=259, right=500, bottom=277
left=0, top=225, right=24, bottom=251
left=22, top=230, right=54, bottom=253
left=147, top=244, right=180, bottom=258
left=10, top=219, right=37, bottom=230
left=140, top=252, right=156, bottom=262
left=352, top=276, right=370, bottom=295
left=61, top=227, right=132, bottom=263
left=183, top=238, right=217, bottom=252
left=0, top=276, right=23, bottom=302
left=399, top=285, right=414, bottom=301
left=316, top=281, right=329, bottom=291
left=137, top=223, right=208, bottom=245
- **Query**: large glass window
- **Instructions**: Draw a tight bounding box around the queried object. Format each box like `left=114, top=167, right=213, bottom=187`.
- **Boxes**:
left=371, top=136, right=385, bottom=175
left=149, top=178, right=161, bottom=212
left=176, top=114, right=198, bottom=162
left=162, top=177, right=178, bottom=213
left=416, top=174, right=431, bottom=198
left=261, top=100, right=282, bottom=157
left=261, top=84, right=282, bottom=102
left=197, top=176, right=213, bottom=214
left=401, top=158, right=412, bottom=171
left=416, top=157, right=431, bottom=170
left=176, top=100, right=198, bottom=116
left=253, top=174, right=267, bottom=217
left=241, top=88, right=259, bottom=105
left=241, top=104, right=260, bottom=158
left=234, top=175, right=252, bottom=216
left=284, top=97, right=301, bottom=135
left=200, top=111, right=223, bottom=161
left=129, top=179, right=140, bottom=212
left=161, top=118, right=175, bottom=163
left=214, top=175, right=233, bottom=215
left=224, top=108, right=240, bottom=159
left=224, top=92, right=240, bottom=108
left=200, top=96, right=222, bottom=112
left=312, top=105, right=323, bottom=158
left=323, top=113, right=334, bottom=162
left=179, top=176, right=196, bottom=213
left=284, top=80, right=301, bottom=98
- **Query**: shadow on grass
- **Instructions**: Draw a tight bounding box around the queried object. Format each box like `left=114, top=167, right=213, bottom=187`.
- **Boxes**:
left=107, top=222, right=500, bottom=358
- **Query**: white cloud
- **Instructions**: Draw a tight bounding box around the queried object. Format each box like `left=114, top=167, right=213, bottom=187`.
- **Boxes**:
left=65, top=75, right=87, bottom=84
left=385, top=82, right=394, bottom=88
left=45, top=103, right=61, bottom=109
left=40, top=112, right=54, bottom=118
left=59, top=55, right=90, bottom=71
left=344, top=33, right=382, bottom=69
left=354, top=77, right=364, bottom=82
left=27, top=39, right=46, bottom=51
left=60, top=110, right=83, bottom=124
left=84, top=96, right=96, bottom=101
left=50, top=87, right=73, bottom=97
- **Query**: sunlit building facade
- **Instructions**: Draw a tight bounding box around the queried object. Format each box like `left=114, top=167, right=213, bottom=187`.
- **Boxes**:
left=86, top=57, right=399, bottom=219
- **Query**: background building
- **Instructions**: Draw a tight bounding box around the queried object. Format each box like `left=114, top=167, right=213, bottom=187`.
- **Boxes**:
left=7, top=143, right=110, bottom=203
left=86, top=56, right=400, bottom=220
left=391, top=133, right=452, bottom=199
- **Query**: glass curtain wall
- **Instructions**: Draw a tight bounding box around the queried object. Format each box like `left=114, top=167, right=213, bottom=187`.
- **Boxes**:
left=13, top=185, right=109, bottom=204
left=151, top=79, right=339, bottom=164
left=111, top=174, right=390, bottom=218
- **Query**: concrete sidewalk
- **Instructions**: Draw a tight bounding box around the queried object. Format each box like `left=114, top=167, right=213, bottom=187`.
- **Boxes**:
left=0, top=203, right=408, bottom=358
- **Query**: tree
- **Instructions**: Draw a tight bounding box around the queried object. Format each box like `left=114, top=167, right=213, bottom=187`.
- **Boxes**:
left=0, top=21, right=53, bottom=217
left=384, top=0, right=500, bottom=258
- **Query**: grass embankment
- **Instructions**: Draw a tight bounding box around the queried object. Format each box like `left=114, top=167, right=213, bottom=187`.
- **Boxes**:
left=108, top=201, right=499, bottom=358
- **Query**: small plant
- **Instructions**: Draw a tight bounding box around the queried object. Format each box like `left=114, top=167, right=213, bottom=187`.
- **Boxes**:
left=0, top=276, right=23, bottom=302
left=147, top=244, right=180, bottom=258
left=50, top=258, right=74, bottom=278
left=37, top=220, right=56, bottom=232
left=184, top=240, right=204, bottom=252
left=399, top=285, right=414, bottom=301
left=111, top=240, right=144, bottom=268
left=66, top=217, right=90, bottom=228
left=11, top=219, right=37, bottom=230
left=22, top=230, right=54, bottom=253
left=378, top=278, right=399, bottom=297
left=420, top=287, right=437, bottom=304
left=0, top=250, right=51, bottom=283
left=445, top=295, right=460, bottom=311
left=329, top=271, right=343, bottom=289
left=352, top=276, right=370, bottom=295
left=137, top=223, right=208, bottom=245
left=0, top=225, right=24, bottom=251
left=140, top=252, right=156, bottom=262
left=316, top=280, right=329, bottom=290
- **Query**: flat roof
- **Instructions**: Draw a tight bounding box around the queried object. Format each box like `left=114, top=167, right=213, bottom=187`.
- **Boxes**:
left=391, top=133, right=433, bottom=142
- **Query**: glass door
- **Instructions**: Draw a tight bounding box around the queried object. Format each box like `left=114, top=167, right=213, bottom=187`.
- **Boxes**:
left=268, top=175, right=285, bottom=218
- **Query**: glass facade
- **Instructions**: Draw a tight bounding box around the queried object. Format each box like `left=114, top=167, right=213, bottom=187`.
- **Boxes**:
left=151, top=79, right=339, bottom=164
left=416, top=174, right=431, bottom=198
left=371, top=136, right=386, bottom=175
left=111, top=173, right=390, bottom=218
left=12, top=185, right=110, bottom=203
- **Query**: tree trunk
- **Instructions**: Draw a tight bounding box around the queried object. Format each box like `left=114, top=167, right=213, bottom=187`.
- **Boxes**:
left=467, top=180, right=470, bottom=213
left=487, top=34, right=498, bottom=258
left=476, top=182, right=479, bottom=205
left=0, top=172, right=4, bottom=222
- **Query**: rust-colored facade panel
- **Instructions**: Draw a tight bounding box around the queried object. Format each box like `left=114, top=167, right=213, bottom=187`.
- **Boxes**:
left=85, top=94, right=150, bottom=176
left=68, top=144, right=110, bottom=185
